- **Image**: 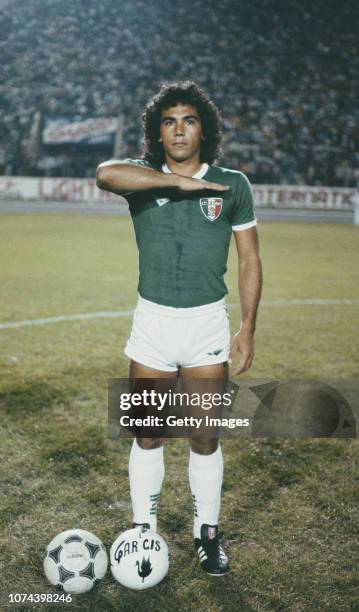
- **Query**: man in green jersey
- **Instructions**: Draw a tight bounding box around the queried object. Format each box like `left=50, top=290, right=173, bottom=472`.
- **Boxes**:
left=97, top=81, right=262, bottom=575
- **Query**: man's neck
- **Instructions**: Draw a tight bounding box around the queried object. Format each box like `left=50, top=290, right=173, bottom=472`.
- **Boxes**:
left=164, top=157, right=202, bottom=177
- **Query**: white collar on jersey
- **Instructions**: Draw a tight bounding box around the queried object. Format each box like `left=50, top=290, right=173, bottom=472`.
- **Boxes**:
left=162, top=162, right=209, bottom=179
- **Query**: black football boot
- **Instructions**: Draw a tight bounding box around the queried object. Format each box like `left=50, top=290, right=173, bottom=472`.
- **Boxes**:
left=194, top=524, right=230, bottom=576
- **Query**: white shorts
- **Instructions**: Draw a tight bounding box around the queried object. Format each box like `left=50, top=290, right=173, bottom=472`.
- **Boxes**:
left=124, top=296, right=230, bottom=372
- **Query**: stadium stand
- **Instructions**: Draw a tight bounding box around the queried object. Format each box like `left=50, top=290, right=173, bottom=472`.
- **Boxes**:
left=1, top=0, right=357, bottom=186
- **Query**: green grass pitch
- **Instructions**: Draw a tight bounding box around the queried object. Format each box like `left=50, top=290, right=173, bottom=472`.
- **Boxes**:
left=0, top=214, right=358, bottom=611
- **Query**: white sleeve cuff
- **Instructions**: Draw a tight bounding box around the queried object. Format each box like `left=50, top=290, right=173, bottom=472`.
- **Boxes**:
left=232, top=218, right=257, bottom=231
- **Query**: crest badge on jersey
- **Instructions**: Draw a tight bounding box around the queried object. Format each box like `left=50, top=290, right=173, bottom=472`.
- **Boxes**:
left=199, top=197, right=223, bottom=221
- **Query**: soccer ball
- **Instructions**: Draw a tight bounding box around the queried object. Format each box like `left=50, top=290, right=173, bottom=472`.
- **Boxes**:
left=110, top=526, right=169, bottom=590
left=43, top=529, right=108, bottom=594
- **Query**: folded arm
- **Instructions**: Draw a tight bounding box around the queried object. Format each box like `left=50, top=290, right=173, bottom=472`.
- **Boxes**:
left=96, top=160, right=230, bottom=196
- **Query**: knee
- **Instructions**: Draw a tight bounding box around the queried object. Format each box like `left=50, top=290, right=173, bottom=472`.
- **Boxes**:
left=189, top=438, right=219, bottom=455
left=136, top=437, right=164, bottom=450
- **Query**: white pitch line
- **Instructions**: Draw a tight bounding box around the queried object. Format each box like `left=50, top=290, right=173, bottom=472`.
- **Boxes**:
left=0, top=299, right=358, bottom=330
left=0, top=310, right=134, bottom=330
left=260, top=298, right=359, bottom=306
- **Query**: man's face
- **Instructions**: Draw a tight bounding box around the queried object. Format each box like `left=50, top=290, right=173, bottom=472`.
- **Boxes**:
left=159, top=104, right=203, bottom=163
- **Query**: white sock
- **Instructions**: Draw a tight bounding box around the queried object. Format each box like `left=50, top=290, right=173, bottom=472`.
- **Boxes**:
left=189, top=445, right=224, bottom=539
left=128, top=439, right=164, bottom=532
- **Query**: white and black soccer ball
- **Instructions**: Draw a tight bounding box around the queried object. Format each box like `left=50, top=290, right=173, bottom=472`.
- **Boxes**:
left=110, top=526, right=169, bottom=590
left=43, top=529, right=108, bottom=594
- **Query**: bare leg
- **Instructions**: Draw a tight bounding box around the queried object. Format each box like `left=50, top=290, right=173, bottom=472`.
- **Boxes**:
left=180, top=362, right=228, bottom=454
left=129, top=359, right=177, bottom=448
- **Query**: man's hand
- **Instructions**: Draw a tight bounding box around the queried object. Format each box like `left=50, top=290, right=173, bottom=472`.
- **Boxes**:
left=228, top=327, right=255, bottom=375
left=176, top=175, right=230, bottom=192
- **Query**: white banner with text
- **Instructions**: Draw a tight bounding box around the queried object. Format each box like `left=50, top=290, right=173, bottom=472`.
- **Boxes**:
left=0, top=176, right=357, bottom=209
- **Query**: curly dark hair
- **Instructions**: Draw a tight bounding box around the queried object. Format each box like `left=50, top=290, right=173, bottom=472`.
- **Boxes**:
left=141, top=81, right=223, bottom=166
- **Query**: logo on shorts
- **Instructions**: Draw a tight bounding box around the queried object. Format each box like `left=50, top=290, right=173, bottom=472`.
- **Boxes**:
left=199, top=198, right=223, bottom=221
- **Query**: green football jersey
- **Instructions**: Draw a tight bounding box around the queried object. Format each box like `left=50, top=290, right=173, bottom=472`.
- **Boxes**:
left=125, top=159, right=257, bottom=308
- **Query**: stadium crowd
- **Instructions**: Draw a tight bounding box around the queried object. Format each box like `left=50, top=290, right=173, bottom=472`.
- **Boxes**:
left=1, top=0, right=357, bottom=186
